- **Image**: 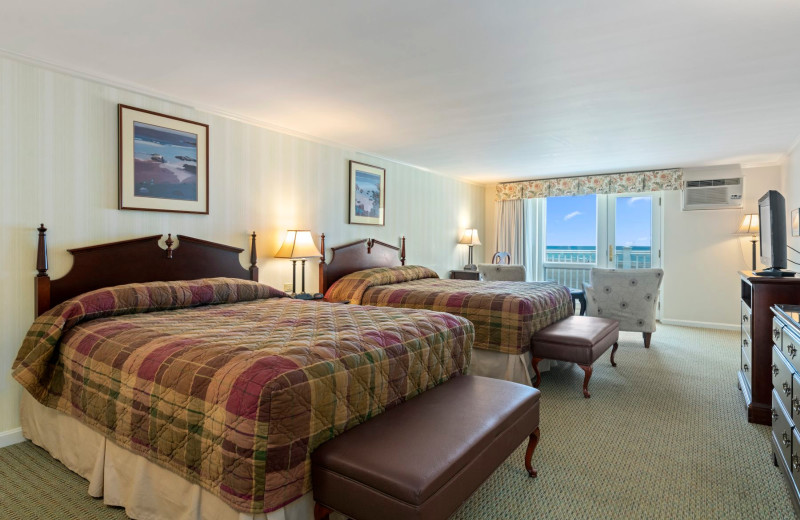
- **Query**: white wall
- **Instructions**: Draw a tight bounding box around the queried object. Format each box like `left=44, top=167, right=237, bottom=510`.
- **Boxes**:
left=0, top=55, right=485, bottom=435
left=660, top=165, right=782, bottom=329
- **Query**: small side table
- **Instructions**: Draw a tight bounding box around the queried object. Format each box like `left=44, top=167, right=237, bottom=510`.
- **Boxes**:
left=450, top=269, right=481, bottom=280
left=570, top=289, right=587, bottom=316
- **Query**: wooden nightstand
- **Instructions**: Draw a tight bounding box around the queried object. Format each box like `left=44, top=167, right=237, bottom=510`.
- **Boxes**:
left=450, top=269, right=481, bottom=280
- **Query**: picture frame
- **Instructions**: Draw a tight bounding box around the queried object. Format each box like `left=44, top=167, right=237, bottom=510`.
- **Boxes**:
left=792, top=208, right=799, bottom=237
left=349, top=160, right=386, bottom=226
left=118, top=104, right=209, bottom=214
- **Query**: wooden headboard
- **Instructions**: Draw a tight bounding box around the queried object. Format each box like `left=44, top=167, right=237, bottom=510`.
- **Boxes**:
left=318, top=234, right=406, bottom=294
left=34, top=224, right=258, bottom=316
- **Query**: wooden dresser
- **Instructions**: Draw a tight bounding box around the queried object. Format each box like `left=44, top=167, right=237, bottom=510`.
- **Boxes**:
left=771, top=304, right=800, bottom=513
left=738, top=271, right=800, bottom=425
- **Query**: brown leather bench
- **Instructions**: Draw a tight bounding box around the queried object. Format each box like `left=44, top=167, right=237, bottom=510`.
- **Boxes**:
left=311, top=375, right=541, bottom=520
left=531, top=316, right=619, bottom=398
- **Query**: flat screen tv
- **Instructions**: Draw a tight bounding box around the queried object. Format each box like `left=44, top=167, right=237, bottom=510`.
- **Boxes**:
left=757, top=190, right=793, bottom=276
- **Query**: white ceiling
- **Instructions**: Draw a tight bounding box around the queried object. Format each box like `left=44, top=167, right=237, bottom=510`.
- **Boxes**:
left=2, top=1, right=800, bottom=183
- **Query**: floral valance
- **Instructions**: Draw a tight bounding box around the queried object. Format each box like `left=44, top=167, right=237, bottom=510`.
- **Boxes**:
left=496, top=168, right=682, bottom=201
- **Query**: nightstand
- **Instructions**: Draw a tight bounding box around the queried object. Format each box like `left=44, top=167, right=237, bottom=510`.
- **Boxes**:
left=450, top=269, right=481, bottom=280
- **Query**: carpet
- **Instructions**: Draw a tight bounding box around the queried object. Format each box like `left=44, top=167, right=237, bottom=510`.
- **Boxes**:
left=0, top=325, right=795, bottom=519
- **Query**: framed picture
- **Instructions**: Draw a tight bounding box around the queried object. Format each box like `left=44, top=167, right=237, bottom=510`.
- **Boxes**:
left=792, top=208, right=799, bottom=237
left=118, top=104, right=209, bottom=214
left=349, top=160, right=386, bottom=225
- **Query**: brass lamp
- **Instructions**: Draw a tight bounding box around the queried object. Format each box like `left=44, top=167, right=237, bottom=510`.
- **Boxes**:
left=275, top=230, right=322, bottom=299
left=736, top=214, right=759, bottom=271
left=458, top=228, right=481, bottom=271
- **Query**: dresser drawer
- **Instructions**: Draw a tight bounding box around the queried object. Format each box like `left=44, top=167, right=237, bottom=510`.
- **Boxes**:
left=792, top=429, right=800, bottom=486
left=774, top=346, right=796, bottom=414
left=793, top=373, right=800, bottom=420
left=741, top=346, right=752, bottom=389
left=774, top=317, right=785, bottom=351
left=784, top=327, right=800, bottom=371
left=741, top=301, right=752, bottom=335
left=773, top=392, right=793, bottom=468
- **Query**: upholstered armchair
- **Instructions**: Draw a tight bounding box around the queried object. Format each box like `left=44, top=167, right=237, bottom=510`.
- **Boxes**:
left=583, top=268, right=663, bottom=347
left=476, top=263, right=526, bottom=281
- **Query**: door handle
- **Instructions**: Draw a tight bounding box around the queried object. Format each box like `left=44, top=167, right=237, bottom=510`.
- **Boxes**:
left=608, top=245, right=613, bottom=262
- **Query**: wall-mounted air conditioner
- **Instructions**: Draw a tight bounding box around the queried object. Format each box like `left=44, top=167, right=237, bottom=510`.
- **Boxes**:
left=682, top=177, right=743, bottom=211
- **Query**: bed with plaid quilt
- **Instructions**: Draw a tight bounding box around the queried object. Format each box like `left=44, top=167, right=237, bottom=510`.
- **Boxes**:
left=325, top=265, right=573, bottom=355
left=12, top=277, right=473, bottom=514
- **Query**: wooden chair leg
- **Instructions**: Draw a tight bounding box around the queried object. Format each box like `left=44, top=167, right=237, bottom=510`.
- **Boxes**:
left=524, top=427, right=540, bottom=478
left=314, top=503, right=333, bottom=520
left=531, top=357, right=543, bottom=387
left=579, top=364, right=593, bottom=398
left=610, top=342, right=618, bottom=367
left=643, top=332, right=652, bottom=348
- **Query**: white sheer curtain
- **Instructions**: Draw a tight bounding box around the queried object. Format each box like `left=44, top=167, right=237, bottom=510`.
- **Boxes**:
left=495, top=199, right=526, bottom=268
left=495, top=198, right=546, bottom=281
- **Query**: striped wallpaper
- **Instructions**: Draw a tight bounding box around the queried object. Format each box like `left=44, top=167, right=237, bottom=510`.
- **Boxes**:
left=0, top=55, right=486, bottom=433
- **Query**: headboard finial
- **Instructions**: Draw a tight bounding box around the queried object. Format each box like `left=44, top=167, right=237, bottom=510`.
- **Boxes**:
left=401, top=236, right=406, bottom=266
left=320, top=233, right=326, bottom=264
left=249, top=231, right=259, bottom=281
left=165, top=234, right=174, bottom=259
left=37, top=224, right=48, bottom=276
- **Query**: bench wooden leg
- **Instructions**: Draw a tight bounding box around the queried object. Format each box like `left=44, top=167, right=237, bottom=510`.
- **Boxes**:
left=610, top=342, right=618, bottom=367
left=643, top=332, right=652, bottom=348
left=579, top=364, right=592, bottom=398
left=531, top=357, right=543, bottom=387
left=314, top=502, right=333, bottom=520
left=524, top=427, right=540, bottom=478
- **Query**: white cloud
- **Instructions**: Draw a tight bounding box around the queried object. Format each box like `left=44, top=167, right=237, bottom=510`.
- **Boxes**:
left=627, top=197, right=649, bottom=206
left=564, top=211, right=581, bottom=221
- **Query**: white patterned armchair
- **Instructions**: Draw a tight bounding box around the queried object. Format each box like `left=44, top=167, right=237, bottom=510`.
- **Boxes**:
left=476, top=263, right=526, bottom=281
left=583, top=268, right=663, bottom=347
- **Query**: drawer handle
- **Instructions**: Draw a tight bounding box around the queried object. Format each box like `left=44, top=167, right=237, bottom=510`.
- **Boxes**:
left=773, top=408, right=780, bottom=422
left=743, top=338, right=749, bottom=347
left=790, top=345, right=798, bottom=358
left=743, top=363, right=749, bottom=372
left=773, top=363, right=780, bottom=376
left=775, top=329, right=782, bottom=339
left=784, top=381, right=792, bottom=397
left=794, top=455, right=800, bottom=473
left=742, top=314, right=749, bottom=323
left=794, top=397, right=800, bottom=416
left=784, top=431, right=792, bottom=448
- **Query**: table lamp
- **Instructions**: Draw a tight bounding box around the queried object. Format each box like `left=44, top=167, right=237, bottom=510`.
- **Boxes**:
left=458, top=228, right=481, bottom=271
left=736, top=213, right=759, bottom=271
left=275, top=230, right=322, bottom=299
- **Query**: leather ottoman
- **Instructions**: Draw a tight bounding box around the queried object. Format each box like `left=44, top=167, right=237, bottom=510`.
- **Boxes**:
left=311, top=375, right=541, bottom=520
left=531, top=316, right=619, bottom=398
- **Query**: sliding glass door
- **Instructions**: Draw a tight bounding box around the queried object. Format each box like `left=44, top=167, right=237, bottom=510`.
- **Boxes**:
left=603, top=194, right=661, bottom=270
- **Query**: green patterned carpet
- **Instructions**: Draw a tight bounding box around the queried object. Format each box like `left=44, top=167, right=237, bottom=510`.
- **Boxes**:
left=0, top=325, right=795, bottom=519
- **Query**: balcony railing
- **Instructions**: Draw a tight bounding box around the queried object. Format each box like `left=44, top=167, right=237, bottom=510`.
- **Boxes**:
left=543, top=247, right=652, bottom=288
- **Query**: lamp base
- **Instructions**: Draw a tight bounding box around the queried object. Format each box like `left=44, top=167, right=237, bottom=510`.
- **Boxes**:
left=463, top=264, right=477, bottom=271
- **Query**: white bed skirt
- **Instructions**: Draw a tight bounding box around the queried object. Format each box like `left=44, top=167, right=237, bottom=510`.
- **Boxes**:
left=467, top=349, right=553, bottom=386
left=20, top=391, right=316, bottom=520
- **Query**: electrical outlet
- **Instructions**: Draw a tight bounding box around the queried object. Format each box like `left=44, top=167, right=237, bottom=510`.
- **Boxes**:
left=283, top=283, right=294, bottom=293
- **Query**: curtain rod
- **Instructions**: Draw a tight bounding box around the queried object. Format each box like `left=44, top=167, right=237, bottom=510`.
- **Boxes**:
left=497, top=168, right=680, bottom=185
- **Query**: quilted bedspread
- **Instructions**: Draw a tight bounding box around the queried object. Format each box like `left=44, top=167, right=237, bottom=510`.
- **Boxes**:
left=12, top=278, right=473, bottom=513
left=326, top=266, right=573, bottom=355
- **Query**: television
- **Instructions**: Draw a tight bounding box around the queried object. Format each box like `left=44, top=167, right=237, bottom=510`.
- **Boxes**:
left=756, top=190, right=793, bottom=276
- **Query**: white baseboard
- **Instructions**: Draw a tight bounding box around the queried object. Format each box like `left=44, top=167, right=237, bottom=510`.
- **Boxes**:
left=0, top=427, right=25, bottom=448
left=659, top=319, right=739, bottom=331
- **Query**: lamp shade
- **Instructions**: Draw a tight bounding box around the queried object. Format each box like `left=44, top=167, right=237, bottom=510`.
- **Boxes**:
left=736, top=214, right=759, bottom=235
left=275, top=230, right=322, bottom=259
left=458, top=228, right=481, bottom=246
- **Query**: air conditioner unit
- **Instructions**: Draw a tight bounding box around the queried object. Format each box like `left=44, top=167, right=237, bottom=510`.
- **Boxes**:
left=682, top=178, right=743, bottom=211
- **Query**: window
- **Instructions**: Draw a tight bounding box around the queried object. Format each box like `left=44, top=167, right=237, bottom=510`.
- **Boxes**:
left=544, top=195, right=597, bottom=264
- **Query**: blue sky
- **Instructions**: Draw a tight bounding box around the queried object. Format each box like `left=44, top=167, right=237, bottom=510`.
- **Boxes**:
left=545, top=195, right=651, bottom=247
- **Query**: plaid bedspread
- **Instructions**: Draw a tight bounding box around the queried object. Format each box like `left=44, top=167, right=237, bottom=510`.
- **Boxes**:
left=326, top=266, right=572, bottom=355
left=13, top=278, right=473, bottom=513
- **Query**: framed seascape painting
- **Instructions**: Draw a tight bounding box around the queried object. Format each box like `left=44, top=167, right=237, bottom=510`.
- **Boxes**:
left=118, top=104, right=209, bottom=214
left=349, top=161, right=386, bottom=226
